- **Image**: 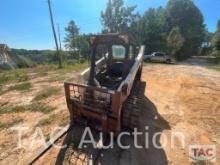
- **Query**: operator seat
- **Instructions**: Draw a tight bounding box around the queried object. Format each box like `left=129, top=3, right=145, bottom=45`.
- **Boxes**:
left=107, top=61, right=125, bottom=78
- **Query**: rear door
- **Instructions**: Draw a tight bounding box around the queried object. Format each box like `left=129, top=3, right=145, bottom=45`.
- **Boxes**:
left=153, top=53, right=165, bottom=62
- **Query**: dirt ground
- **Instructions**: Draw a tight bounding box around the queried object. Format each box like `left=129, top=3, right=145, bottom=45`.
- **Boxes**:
left=0, top=63, right=220, bottom=165
left=97, top=64, right=220, bottom=165
left=140, top=64, right=220, bottom=165
left=0, top=70, right=78, bottom=165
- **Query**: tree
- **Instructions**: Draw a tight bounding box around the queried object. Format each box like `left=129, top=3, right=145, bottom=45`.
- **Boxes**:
left=77, top=35, right=90, bottom=61
left=211, top=19, right=220, bottom=57
left=167, top=27, right=185, bottom=58
left=64, top=21, right=91, bottom=61
left=128, top=14, right=143, bottom=45
left=128, top=7, right=168, bottom=53
left=212, top=19, right=220, bottom=51
left=199, top=30, right=213, bottom=56
left=166, top=0, right=205, bottom=59
left=101, top=0, right=137, bottom=33
left=217, top=19, right=220, bottom=32
left=212, top=33, right=220, bottom=51
left=212, top=20, right=220, bottom=64
left=139, top=7, right=168, bottom=53
left=64, top=20, right=79, bottom=50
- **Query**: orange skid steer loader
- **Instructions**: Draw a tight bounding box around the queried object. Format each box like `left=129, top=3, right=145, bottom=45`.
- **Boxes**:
left=64, top=34, right=145, bottom=134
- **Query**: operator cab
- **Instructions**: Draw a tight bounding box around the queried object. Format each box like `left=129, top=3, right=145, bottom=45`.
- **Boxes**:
left=89, top=34, right=136, bottom=90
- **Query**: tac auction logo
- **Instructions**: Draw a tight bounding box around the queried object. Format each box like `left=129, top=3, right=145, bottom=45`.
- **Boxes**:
left=189, top=145, right=216, bottom=162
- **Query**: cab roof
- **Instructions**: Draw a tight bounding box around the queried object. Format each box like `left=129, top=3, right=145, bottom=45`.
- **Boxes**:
left=89, top=33, right=135, bottom=46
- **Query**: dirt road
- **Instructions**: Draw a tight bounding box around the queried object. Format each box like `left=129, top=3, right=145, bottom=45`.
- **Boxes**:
left=0, top=63, right=220, bottom=165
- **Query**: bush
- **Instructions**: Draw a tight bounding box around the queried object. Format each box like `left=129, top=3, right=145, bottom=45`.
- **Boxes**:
left=0, top=63, right=14, bottom=70
left=211, top=51, right=220, bottom=64
left=211, top=50, right=220, bottom=57
left=212, top=32, right=220, bottom=51
left=10, top=55, right=37, bottom=68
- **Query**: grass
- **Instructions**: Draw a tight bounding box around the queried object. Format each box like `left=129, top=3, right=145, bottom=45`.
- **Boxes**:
left=59, top=119, right=69, bottom=127
left=45, top=134, right=51, bottom=142
left=209, top=64, right=220, bottom=71
left=48, top=76, right=66, bottom=83
left=0, top=105, right=27, bottom=115
left=0, top=62, right=88, bottom=85
left=0, top=118, right=23, bottom=130
left=0, top=86, right=3, bottom=95
left=0, top=82, right=32, bottom=95
left=36, top=71, right=49, bottom=77
left=31, top=64, right=57, bottom=73
left=33, top=87, right=61, bottom=101
left=28, top=102, right=55, bottom=114
left=0, top=103, right=55, bottom=115
left=37, top=117, right=53, bottom=127
left=7, top=82, right=32, bottom=92
left=62, top=62, right=89, bottom=72
left=191, top=160, right=206, bottom=165
left=0, top=69, right=29, bottom=85
left=31, top=62, right=88, bottom=75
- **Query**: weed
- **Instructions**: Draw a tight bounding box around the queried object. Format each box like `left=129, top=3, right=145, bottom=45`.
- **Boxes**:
left=45, top=134, right=51, bottom=142
left=62, top=62, right=89, bottom=72
left=0, top=86, right=3, bottom=95
left=0, top=105, right=27, bottom=115
left=33, top=87, right=61, bottom=101
left=59, top=119, right=69, bottom=127
left=0, top=103, right=54, bottom=115
left=191, top=160, right=206, bottom=165
left=32, top=64, right=57, bottom=73
left=0, top=69, right=29, bottom=85
left=210, top=64, right=220, bottom=71
left=37, top=72, right=49, bottom=77
left=37, top=118, right=52, bottom=126
left=36, top=114, right=55, bottom=126
left=7, top=82, right=32, bottom=92
left=28, top=102, right=55, bottom=114
left=48, top=76, right=66, bottom=83
left=0, top=118, right=23, bottom=130
left=0, top=62, right=88, bottom=86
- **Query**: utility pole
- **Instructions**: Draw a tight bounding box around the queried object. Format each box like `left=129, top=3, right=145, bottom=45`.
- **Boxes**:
left=57, top=24, right=63, bottom=63
left=57, top=24, right=62, bottom=51
left=47, top=0, right=62, bottom=68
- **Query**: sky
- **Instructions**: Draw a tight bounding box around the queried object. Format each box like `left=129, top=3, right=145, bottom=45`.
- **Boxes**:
left=0, top=0, right=219, bottom=50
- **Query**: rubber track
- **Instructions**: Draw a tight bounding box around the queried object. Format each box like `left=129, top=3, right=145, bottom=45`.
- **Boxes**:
left=122, top=81, right=146, bottom=130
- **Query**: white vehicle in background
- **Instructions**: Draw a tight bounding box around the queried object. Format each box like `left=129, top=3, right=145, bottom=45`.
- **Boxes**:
left=144, top=52, right=172, bottom=63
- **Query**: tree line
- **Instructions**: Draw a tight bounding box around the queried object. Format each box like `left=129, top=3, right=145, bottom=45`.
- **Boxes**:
left=63, top=0, right=220, bottom=61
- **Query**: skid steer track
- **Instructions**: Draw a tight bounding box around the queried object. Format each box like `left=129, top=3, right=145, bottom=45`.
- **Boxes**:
left=59, top=125, right=104, bottom=165
left=122, top=81, right=146, bottom=130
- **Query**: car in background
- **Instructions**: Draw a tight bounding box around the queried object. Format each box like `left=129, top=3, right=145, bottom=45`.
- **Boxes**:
left=144, top=52, right=172, bottom=63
